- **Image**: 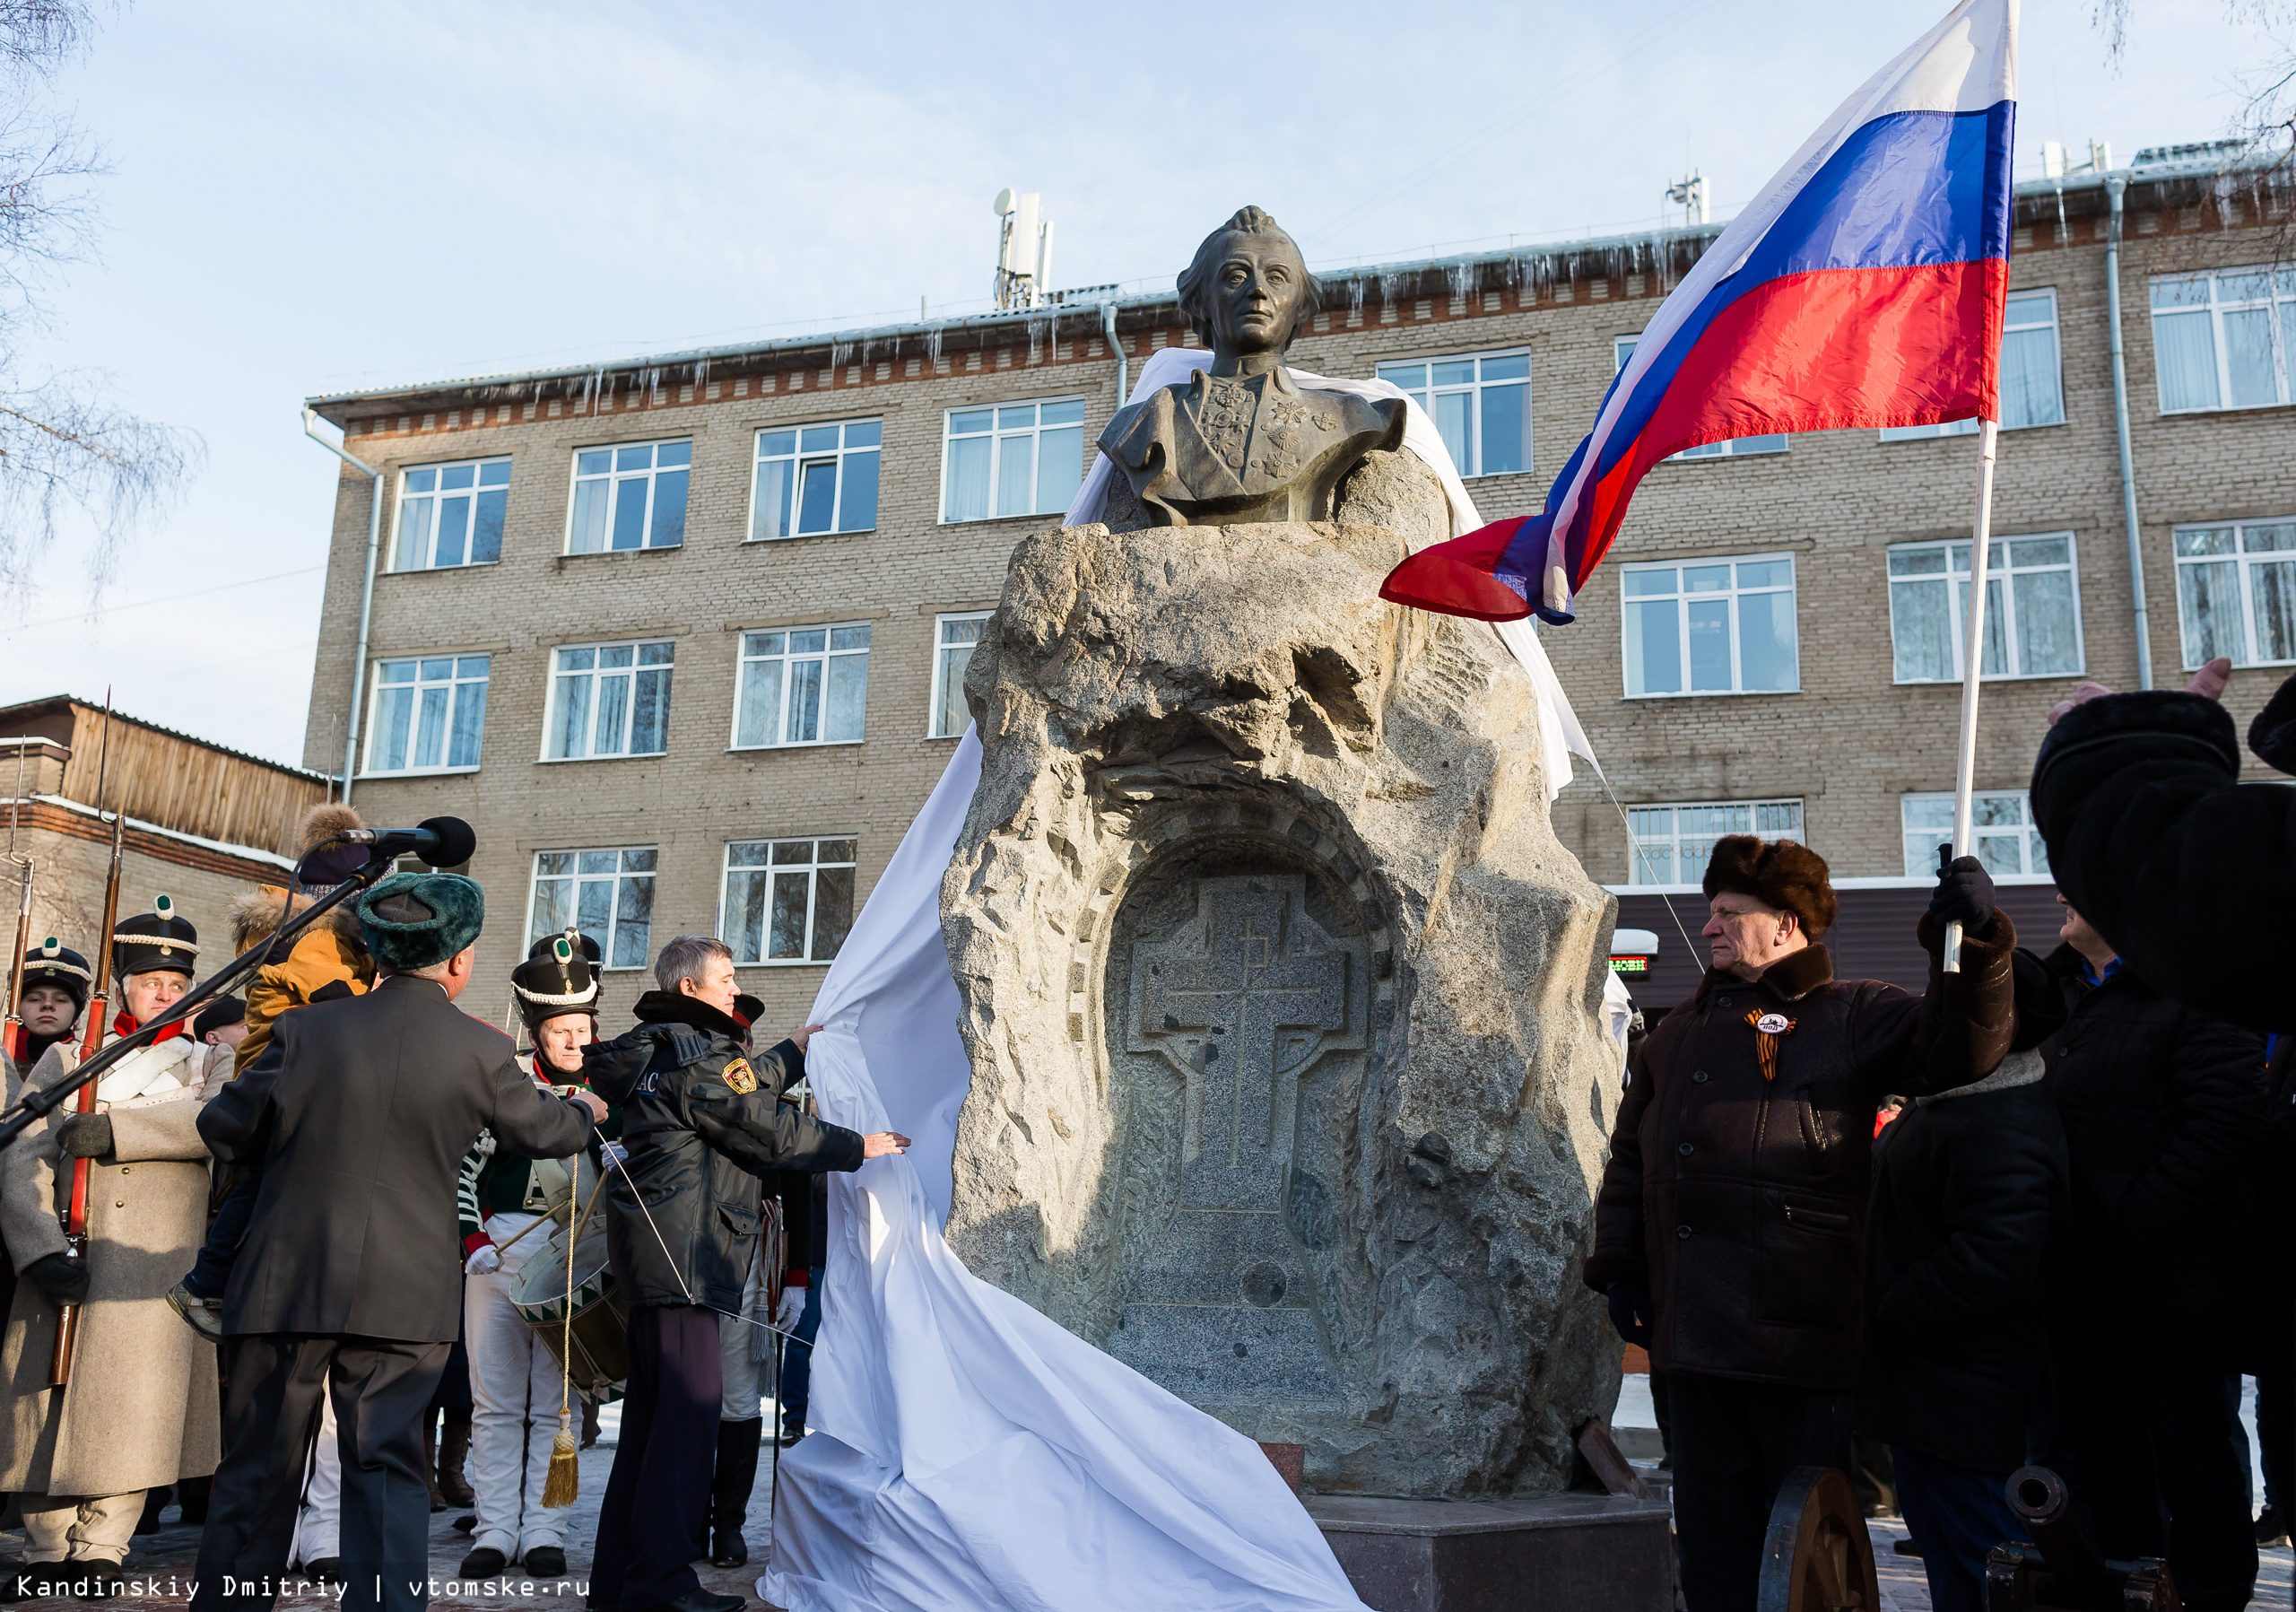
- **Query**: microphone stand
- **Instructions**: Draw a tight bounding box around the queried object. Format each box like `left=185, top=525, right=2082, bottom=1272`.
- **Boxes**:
left=0, top=844, right=399, bottom=1153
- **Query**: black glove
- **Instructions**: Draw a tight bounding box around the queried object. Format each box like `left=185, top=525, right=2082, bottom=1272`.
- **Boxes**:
left=1929, top=853, right=1997, bottom=932
left=57, top=1112, right=112, bottom=1160
left=1605, top=1278, right=1653, bottom=1347
left=25, top=1250, right=88, bottom=1308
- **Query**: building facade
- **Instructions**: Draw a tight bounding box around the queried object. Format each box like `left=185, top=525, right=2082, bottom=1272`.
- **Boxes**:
left=302, top=144, right=2294, bottom=1020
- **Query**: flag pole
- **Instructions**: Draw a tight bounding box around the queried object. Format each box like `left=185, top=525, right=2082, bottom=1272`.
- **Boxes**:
left=1942, top=417, right=2001, bottom=975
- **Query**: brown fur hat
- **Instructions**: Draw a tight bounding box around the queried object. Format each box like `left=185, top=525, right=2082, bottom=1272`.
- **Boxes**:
left=294, top=803, right=364, bottom=857
left=1701, top=834, right=1837, bottom=940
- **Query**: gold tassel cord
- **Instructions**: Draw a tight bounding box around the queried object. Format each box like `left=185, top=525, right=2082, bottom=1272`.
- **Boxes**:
left=542, top=1171, right=608, bottom=1509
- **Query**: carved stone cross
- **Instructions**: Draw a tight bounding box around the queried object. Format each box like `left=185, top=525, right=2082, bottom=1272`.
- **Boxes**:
left=1132, top=877, right=1355, bottom=1214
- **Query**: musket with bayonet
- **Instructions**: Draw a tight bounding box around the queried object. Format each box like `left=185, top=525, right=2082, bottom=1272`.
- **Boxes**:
left=3, top=738, right=35, bottom=1070
left=50, top=696, right=123, bottom=1388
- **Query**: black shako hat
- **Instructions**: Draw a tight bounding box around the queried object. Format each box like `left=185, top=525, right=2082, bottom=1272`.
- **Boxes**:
left=113, top=896, right=198, bottom=980
left=17, top=938, right=91, bottom=1008
left=512, top=930, right=599, bottom=1031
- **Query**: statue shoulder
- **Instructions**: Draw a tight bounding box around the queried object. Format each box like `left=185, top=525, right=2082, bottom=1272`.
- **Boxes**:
left=1096, top=381, right=1185, bottom=466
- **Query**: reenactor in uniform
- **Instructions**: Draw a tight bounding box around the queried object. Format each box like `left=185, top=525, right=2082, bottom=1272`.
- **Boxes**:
left=4, top=942, right=91, bottom=1099
left=0, top=902, right=230, bottom=1599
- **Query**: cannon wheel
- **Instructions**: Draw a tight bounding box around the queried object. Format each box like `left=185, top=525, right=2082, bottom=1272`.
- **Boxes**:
left=1755, top=1466, right=1881, bottom=1612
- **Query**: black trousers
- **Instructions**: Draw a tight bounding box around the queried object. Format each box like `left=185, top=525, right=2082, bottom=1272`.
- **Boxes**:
left=1665, top=1371, right=1855, bottom=1612
left=593, top=1304, right=721, bottom=1609
left=2049, top=1298, right=2257, bottom=1612
left=192, top=1333, right=449, bottom=1612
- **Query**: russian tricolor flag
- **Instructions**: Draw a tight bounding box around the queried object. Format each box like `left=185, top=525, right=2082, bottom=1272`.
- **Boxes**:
left=1382, top=0, right=2018, bottom=623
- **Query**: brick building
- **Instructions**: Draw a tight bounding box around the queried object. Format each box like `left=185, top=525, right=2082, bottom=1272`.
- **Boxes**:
left=300, top=142, right=2294, bottom=1021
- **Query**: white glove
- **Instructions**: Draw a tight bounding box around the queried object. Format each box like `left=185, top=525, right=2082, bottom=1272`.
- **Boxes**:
left=465, top=1242, right=501, bottom=1277
left=598, top=1140, right=629, bottom=1172
left=775, top=1286, right=806, bottom=1332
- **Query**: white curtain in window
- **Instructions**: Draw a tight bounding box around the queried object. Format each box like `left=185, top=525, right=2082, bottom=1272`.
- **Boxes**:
left=2154, top=309, right=2220, bottom=411
left=1998, top=324, right=2064, bottom=428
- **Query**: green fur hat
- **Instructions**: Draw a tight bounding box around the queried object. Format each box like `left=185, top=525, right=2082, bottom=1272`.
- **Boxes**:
left=357, top=873, right=485, bottom=972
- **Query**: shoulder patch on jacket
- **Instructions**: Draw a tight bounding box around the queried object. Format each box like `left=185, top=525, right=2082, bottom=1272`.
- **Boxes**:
left=722, top=1057, right=757, bottom=1095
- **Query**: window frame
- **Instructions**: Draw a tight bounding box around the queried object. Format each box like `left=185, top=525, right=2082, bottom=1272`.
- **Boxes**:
left=1899, top=790, right=2051, bottom=879
left=1881, top=288, right=2066, bottom=440
left=391, top=457, right=512, bottom=572
left=360, top=653, right=491, bottom=778
left=525, top=845, right=658, bottom=971
left=938, top=394, right=1088, bottom=524
left=2170, top=516, right=2296, bottom=669
left=1372, top=346, right=1533, bottom=478
left=540, top=637, right=676, bottom=762
left=718, top=835, right=860, bottom=966
left=1617, top=550, right=1802, bottom=699
left=2151, top=265, right=2296, bottom=414
left=1884, top=529, right=2086, bottom=684
left=929, top=611, right=991, bottom=739
left=563, top=437, right=692, bottom=554
left=728, top=622, right=873, bottom=750
left=1614, top=335, right=1788, bottom=458
left=748, top=418, right=883, bottom=541
left=1624, top=797, right=1805, bottom=886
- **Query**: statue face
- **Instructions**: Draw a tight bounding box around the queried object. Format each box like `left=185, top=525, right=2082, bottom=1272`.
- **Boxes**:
left=1204, top=231, right=1309, bottom=357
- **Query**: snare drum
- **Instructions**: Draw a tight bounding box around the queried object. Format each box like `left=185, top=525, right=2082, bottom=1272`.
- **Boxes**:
left=510, top=1217, right=629, bottom=1404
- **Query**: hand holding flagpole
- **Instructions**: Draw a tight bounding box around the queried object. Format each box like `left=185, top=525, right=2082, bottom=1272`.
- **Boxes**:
left=1943, top=417, right=2001, bottom=974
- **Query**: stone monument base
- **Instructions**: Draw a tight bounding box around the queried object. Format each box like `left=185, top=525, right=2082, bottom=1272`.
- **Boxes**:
left=1305, top=1493, right=1674, bottom=1612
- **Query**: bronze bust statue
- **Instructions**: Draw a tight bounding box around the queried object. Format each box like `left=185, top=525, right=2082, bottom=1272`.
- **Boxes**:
left=1097, top=207, right=1405, bottom=527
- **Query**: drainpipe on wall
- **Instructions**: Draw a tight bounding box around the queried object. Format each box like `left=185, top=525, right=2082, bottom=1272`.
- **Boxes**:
left=2105, top=174, right=2155, bottom=691
left=302, top=407, right=386, bottom=803
left=1101, top=302, right=1128, bottom=406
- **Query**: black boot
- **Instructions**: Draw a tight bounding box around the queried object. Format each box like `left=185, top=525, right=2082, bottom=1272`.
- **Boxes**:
left=175, top=1477, right=209, bottom=1526
left=135, top=1486, right=171, bottom=1534
left=707, top=1416, right=763, bottom=1568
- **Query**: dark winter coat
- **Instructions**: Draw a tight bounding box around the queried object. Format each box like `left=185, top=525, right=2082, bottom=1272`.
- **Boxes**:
left=582, top=991, right=862, bottom=1311
left=2029, top=678, right=2296, bottom=1033
left=2039, top=946, right=2267, bottom=1314
left=1585, top=912, right=2017, bottom=1390
left=1855, top=1054, right=2066, bottom=1473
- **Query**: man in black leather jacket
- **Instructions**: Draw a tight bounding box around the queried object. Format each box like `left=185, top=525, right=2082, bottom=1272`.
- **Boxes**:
left=581, top=935, right=906, bottom=1612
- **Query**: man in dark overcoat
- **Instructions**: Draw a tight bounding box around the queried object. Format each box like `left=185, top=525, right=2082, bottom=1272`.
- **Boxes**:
left=1586, top=835, right=2014, bottom=1612
left=187, top=872, right=605, bottom=1612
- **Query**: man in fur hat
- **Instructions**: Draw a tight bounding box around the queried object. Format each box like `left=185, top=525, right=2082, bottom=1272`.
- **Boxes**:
left=1586, top=839, right=2015, bottom=1612
left=449, top=930, right=615, bottom=1583
left=4, top=940, right=91, bottom=1096
left=0, top=899, right=231, bottom=1599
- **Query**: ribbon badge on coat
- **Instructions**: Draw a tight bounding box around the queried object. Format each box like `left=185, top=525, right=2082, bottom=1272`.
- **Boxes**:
left=1744, top=1011, right=1796, bottom=1082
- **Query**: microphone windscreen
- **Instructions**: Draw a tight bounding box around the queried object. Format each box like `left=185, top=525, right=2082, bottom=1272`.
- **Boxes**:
left=420, top=816, right=478, bottom=867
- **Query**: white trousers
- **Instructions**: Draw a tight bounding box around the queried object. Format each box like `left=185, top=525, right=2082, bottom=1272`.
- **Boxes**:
left=465, top=1212, right=566, bottom=1558
left=719, top=1247, right=770, bottom=1422
left=287, top=1386, right=341, bottom=1565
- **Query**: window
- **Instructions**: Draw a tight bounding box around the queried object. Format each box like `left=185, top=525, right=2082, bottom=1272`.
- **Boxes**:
left=545, top=640, right=674, bottom=759
left=365, top=655, right=489, bottom=774
left=721, top=838, right=857, bottom=964
left=1620, top=553, right=1799, bottom=697
left=528, top=848, right=657, bottom=969
left=1886, top=533, right=2083, bottom=682
left=752, top=420, right=881, bottom=539
left=1374, top=350, right=1529, bottom=476
left=1625, top=799, right=1804, bottom=885
left=1900, top=791, right=2049, bottom=878
left=2173, top=518, right=2296, bottom=667
left=942, top=397, right=1085, bottom=521
left=567, top=440, right=690, bottom=553
left=732, top=624, right=869, bottom=747
left=930, top=612, right=989, bottom=738
left=2152, top=266, right=2296, bottom=412
left=394, top=458, right=509, bottom=571
left=1883, top=289, right=2066, bottom=440
left=1615, top=336, right=1787, bottom=457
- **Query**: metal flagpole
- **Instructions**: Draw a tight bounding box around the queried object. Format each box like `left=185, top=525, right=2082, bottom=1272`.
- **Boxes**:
left=1942, top=418, right=2001, bottom=975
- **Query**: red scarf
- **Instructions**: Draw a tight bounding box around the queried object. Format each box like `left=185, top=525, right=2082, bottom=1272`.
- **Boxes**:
left=115, top=1008, right=188, bottom=1047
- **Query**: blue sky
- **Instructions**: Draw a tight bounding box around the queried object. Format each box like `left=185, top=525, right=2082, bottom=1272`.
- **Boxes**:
left=0, top=0, right=2267, bottom=765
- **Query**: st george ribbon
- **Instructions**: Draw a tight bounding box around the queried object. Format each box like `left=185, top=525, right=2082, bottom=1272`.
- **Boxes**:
left=1380, top=0, right=2019, bottom=624
left=764, top=728, right=1373, bottom=1612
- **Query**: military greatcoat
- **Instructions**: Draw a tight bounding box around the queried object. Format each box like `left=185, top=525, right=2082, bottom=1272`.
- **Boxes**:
left=0, top=1031, right=226, bottom=1495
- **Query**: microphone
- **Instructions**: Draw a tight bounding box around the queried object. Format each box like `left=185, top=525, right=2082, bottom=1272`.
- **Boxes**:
left=335, top=816, right=478, bottom=867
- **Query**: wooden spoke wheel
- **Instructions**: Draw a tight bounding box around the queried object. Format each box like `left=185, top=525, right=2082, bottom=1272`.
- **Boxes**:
left=1756, top=1466, right=1880, bottom=1612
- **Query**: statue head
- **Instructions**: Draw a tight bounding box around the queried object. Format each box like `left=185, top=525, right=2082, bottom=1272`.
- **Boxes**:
left=1178, top=206, right=1323, bottom=359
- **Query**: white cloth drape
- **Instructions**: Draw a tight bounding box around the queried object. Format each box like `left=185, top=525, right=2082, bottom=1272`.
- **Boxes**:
left=1063, top=345, right=1596, bottom=800
left=765, top=730, right=1372, bottom=1612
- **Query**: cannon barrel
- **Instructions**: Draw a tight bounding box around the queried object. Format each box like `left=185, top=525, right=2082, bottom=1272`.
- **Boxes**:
left=2003, top=1467, right=2135, bottom=1612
